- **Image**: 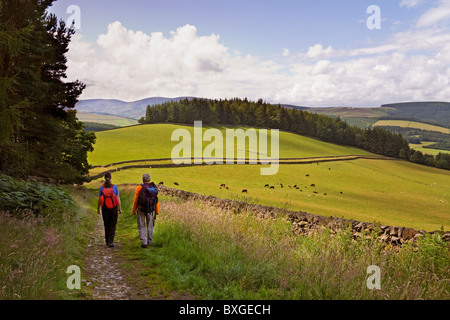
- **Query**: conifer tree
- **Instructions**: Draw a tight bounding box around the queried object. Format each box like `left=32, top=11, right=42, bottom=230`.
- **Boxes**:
left=0, top=0, right=95, bottom=183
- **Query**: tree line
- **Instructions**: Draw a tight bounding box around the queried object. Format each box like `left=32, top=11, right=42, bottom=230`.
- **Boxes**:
left=379, top=126, right=450, bottom=152
left=381, top=102, right=450, bottom=128
left=0, top=0, right=95, bottom=183
left=140, top=98, right=450, bottom=170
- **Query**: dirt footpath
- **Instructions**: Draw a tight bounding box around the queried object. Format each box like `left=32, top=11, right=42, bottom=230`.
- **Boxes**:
left=82, top=216, right=135, bottom=300
left=81, top=213, right=194, bottom=300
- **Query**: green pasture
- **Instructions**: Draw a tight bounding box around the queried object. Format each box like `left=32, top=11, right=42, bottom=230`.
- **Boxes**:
left=88, top=124, right=372, bottom=166
left=373, top=120, right=450, bottom=134
left=87, top=159, right=450, bottom=231
left=87, top=124, right=450, bottom=231
left=409, top=142, right=450, bottom=156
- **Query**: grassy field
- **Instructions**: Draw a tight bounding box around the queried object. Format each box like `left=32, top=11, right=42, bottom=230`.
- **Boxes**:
left=373, top=120, right=450, bottom=134
left=410, top=146, right=450, bottom=156
left=87, top=159, right=450, bottom=231
left=77, top=111, right=138, bottom=127
left=87, top=124, right=450, bottom=231
left=88, top=124, right=372, bottom=165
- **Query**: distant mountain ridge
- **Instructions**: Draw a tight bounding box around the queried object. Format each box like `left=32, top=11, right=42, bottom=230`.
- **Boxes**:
left=75, top=97, right=194, bottom=120
left=76, top=98, right=450, bottom=128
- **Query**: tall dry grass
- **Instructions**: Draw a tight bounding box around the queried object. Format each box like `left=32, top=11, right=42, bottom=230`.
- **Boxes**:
left=152, top=196, right=449, bottom=300
left=0, top=186, right=94, bottom=300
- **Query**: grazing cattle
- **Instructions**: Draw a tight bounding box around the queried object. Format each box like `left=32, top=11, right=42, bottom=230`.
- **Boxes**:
left=293, top=185, right=297, bottom=188
left=313, top=191, right=318, bottom=194
left=159, top=181, right=164, bottom=185
left=226, top=187, right=229, bottom=190
left=340, top=192, right=343, bottom=194
left=324, top=193, right=327, bottom=196
left=242, top=189, right=248, bottom=193
left=280, top=184, right=284, bottom=188
left=311, top=184, right=316, bottom=187
left=265, top=184, right=269, bottom=188
left=270, top=186, right=275, bottom=189
left=174, top=182, right=179, bottom=186
left=220, top=184, right=226, bottom=187
left=306, top=174, right=310, bottom=177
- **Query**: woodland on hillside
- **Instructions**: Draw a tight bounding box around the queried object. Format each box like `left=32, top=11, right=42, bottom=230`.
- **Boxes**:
left=140, top=98, right=450, bottom=170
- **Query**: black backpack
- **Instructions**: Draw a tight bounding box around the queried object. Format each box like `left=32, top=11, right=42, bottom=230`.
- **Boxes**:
left=138, top=182, right=158, bottom=214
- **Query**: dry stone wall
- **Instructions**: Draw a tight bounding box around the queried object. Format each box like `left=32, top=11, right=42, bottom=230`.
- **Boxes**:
left=124, top=184, right=450, bottom=246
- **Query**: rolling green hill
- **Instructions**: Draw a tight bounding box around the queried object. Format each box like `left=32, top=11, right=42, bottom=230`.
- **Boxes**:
left=373, top=120, right=450, bottom=134
left=88, top=124, right=372, bottom=166
left=87, top=124, right=450, bottom=231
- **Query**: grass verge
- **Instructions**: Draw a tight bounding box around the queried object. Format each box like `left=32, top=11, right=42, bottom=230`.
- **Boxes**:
left=0, top=176, right=95, bottom=300
left=115, top=187, right=449, bottom=300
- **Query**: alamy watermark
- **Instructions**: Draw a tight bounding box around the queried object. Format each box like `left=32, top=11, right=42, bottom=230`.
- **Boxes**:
left=171, top=121, right=280, bottom=176
left=66, top=265, right=81, bottom=290
left=66, top=5, right=81, bottom=30
left=366, top=265, right=381, bottom=290
left=367, top=5, right=381, bottom=30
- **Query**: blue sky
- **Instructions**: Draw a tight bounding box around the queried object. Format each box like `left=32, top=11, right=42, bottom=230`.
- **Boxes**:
left=47, top=0, right=450, bottom=107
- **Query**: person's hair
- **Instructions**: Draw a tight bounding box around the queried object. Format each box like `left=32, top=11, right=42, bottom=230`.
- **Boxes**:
left=104, top=172, right=112, bottom=188
left=142, top=173, right=151, bottom=183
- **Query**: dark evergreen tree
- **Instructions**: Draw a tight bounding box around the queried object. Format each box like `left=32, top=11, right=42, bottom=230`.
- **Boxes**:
left=0, top=0, right=95, bottom=183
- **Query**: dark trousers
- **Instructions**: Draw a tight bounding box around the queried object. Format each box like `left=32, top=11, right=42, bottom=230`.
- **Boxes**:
left=102, top=207, right=118, bottom=245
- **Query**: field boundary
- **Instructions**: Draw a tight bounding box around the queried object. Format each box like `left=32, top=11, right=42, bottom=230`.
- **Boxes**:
left=89, top=155, right=398, bottom=181
left=121, top=184, right=449, bottom=246
left=91, top=154, right=392, bottom=168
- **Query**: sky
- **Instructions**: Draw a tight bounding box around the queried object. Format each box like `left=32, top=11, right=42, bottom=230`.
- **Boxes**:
left=47, top=0, right=450, bottom=107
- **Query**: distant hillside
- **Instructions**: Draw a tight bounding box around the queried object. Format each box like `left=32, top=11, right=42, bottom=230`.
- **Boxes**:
left=380, top=102, right=450, bottom=127
left=77, top=111, right=138, bottom=127
left=76, top=97, right=193, bottom=120
left=304, top=101, right=450, bottom=129
left=76, top=97, right=450, bottom=129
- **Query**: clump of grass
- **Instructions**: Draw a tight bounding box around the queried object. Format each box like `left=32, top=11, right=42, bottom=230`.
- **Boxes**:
left=143, top=195, right=449, bottom=300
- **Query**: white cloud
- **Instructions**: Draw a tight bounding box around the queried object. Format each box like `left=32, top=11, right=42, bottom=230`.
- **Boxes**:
left=68, top=22, right=283, bottom=101
left=306, top=44, right=334, bottom=59
left=282, top=48, right=290, bottom=57
left=416, top=0, right=450, bottom=28
left=67, top=20, right=450, bottom=108
left=311, top=60, right=331, bottom=75
left=400, top=0, right=424, bottom=8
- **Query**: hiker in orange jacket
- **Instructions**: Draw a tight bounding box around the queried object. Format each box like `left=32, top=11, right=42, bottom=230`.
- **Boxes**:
left=132, top=173, right=158, bottom=248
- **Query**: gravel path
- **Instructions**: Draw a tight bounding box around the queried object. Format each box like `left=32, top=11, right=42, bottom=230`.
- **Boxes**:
left=81, top=213, right=195, bottom=301
left=82, top=216, right=134, bottom=300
